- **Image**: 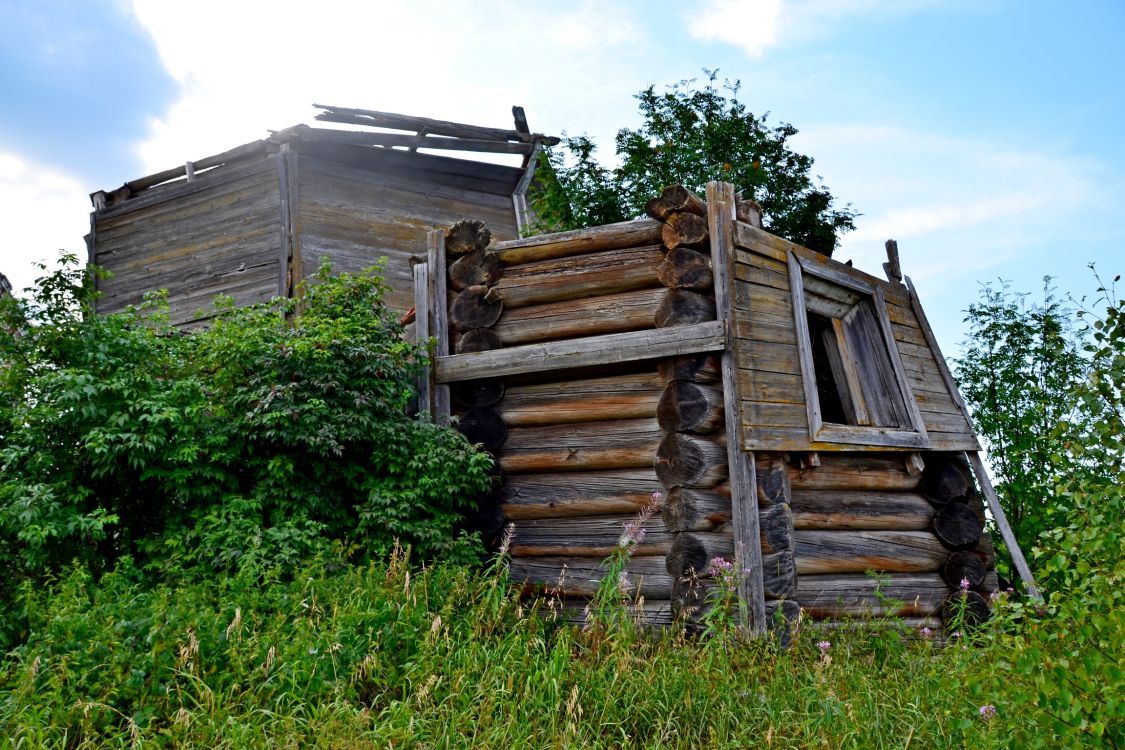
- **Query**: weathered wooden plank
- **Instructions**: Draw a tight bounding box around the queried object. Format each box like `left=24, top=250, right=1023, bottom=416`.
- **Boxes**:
left=500, top=418, right=663, bottom=473
left=967, top=452, right=1040, bottom=599
left=491, top=287, right=664, bottom=345
left=428, top=230, right=451, bottom=424
left=499, top=371, right=663, bottom=427
left=312, top=104, right=543, bottom=144
left=790, top=490, right=935, bottom=530
left=510, top=556, right=672, bottom=598
left=794, top=530, right=948, bottom=574
left=435, top=321, right=726, bottom=382
left=554, top=599, right=674, bottom=627
left=495, top=220, right=664, bottom=265
left=493, top=245, right=664, bottom=308
left=708, top=180, right=766, bottom=632
left=413, top=261, right=432, bottom=418
left=796, top=573, right=949, bottom=619
left=511, top=520, right=731, bottom=558
left=737, top=369, right=805, bottom=405
left=733, top=222, right=798, bottom=262
left=739, top=341, right=803, bottom=376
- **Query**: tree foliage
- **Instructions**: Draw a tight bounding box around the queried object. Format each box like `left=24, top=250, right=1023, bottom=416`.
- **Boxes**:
left=0, top=257, right=492, bottom=618
left=530, top=71, right=857, bottom=256
left=954, top=279, right=1091, bottom=568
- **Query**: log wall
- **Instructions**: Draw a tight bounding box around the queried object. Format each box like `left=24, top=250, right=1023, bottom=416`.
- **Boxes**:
left=423, top=181, right=1005, bottom=635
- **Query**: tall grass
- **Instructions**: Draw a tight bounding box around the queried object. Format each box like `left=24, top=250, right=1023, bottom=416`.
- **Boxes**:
left=0, top=545, right=1026, bottom=750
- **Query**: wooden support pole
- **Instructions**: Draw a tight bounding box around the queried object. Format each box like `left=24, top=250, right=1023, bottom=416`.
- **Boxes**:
left=412, top=262, right=433, bottom=418
left=427, top=229, right=451, bottom=424
left=707, top=180, right=766, bottom=633
left=966, top=452, right=1041, bottom=599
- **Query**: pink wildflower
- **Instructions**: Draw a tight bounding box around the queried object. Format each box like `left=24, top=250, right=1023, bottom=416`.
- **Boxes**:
left=817, top=640, right=831, bottom=655
left=618, top=571, right=631, bottom=595
left=618, top=494, right=659, bottom=547
left=498, top=523, right=515, bottom=555
left=960, top=577, right=971, bottom=591
left=920, top=626, right=933, bottom=638
left=979, top=705, right=997, bottom=721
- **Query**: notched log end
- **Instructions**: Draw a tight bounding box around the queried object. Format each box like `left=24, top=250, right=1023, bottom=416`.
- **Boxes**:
left=446, top=218, right=492, bottom=255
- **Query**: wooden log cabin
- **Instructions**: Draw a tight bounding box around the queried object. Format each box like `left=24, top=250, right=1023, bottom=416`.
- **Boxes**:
left=86, top=105, right=558, bottom=327
left=417, top=181, right=1038, bottom=635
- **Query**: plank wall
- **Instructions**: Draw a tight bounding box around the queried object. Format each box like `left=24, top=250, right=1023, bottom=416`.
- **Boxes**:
left=732, top=223, right=979, bottom=452
left=295, top=142, right=522, bottom=314
left=93, top=155, right=284, bottom=327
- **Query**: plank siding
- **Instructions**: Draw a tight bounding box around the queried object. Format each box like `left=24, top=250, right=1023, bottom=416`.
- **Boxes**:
left=94, top=159, right=284, bottom=326
left=732, top=231, right=978, bottom=452
left=297, top=155, right=518, bottom=314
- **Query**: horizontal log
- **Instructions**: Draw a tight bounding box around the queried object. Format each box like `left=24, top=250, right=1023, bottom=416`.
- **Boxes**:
left=554, top=599, right=674, bottom=627
left=657, top=381, right=725, bottom=434
left=787, top=455, right=922, bottom=491
left=644, top=185, right=707, bottom=221
left=445, top=218, right=491, bottom=255
left=796, top=573, right=949, bottom=619
left=495, top=220, right=663, bottom=265
left=492, top=288, right=664, bottom=346
left=789, top=491, right=935, bottom=531
left=510, top=556, right=673, bottom=598
left=662, top=211, right=709, bottom=250
left=493, top=245, right=664, bottom=308
left=435, top=321, right=727, bottom=382
left=658, top=248, right=713, bottom=290
left=511, top=519, right=730, bottom=559
left=657, top=353, right=721, bottom=384
left=794, top=530, right=949, bottom=574
left=655, top=289, right=716, bottom=328
left=755, top=453, right=792, bottom=507
left=452, top=379, right=505, bottom=408
left=500, top=418, right=663, bottom=473
left=448, top=248, right=501, bottom=291
left=932, top=503, right=983, bottom=550
left=500, top=469, right=661, bottom=520
left=666, top=531, right=737, bottom=576
left=661, top=487, right=731, bottom=532
left=455, top=327, right=503, bottom=354
left=500, top=371, right=663, bottom=427
left=762, top=550, right=797, bottom=600
left=450, top=285, right=503, bottom=330
left=656, top=432, right=729, bottom=489
left=759, top=502, right=795, bottom=555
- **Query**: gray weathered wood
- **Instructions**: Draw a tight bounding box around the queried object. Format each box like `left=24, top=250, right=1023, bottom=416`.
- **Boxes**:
left=500, top=371, right=663, bottom=427
left=500, top=469, right=660, bottom=519
left=794, top=530, right=949, bottom=574
left=661, top=487, right=732, bottom=532
left=412, top=262, right=433, bottom=418
left=494, top=245, right=663, bottom=308
left=428, top=229, right=451, bottom=424
left=789, top=490, right=935, bottom=531
left=493, top=287, right=663, bottom=345
left=655, top=432, right=730, bottom=489
left=510, top=556, right=673, bottom=598
left=965, top=451, right=1039, bottom=598
left=435, top=321, right=726, bottom=382
left=657, top=381, right=725, bottom=434
left=662, top=211, right=709, bottom=249
left=707, top=180, right=767, bottom=632
left=495, top=220, right=663, bottom=265
left=658, top=247, right=714, bottom=290
left=788, top=454, right=922, bottom=491
left=797, top=573, right=948, bottom=619
left=313, top=103, right=558, bottom=145
left=500, top=418, right=664, bottom=473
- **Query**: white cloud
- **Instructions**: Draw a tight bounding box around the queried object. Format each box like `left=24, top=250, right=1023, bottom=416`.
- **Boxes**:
left=687, top=0, right=974, bottom=57
left=0, top=150, right=90, bottom=296
left=127, top=0, right=648, bottom=173
left=687, top=0, right=782, bottom=58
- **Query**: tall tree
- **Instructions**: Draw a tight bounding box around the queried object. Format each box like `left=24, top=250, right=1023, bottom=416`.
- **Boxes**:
left=530, top=71, right=857, bottom=256
left=953, top=279, right=1090, bottom=570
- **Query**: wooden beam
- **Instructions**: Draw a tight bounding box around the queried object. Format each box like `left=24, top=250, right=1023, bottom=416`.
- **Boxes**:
left=313, top=103, right=560, bottom=145
left=427, top=230, right=451, bottom=424
left=435, top=320, right=726, bottom=382
left=413, top=261, right=433, bottom=418
left=966, top=451, right=1041, bottom=599
left=287, top=128, right=537, bottom=155
left=707, top=180, right=767, bottom=633
left=494, top=219, right=663, bottom=266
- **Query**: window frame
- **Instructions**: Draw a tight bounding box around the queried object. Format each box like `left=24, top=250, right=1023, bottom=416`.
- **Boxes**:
left=787, top=248, right=930, bottom=449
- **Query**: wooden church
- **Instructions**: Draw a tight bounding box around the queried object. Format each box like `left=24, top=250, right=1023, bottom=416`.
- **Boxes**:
left=86, top=107, right=1035, bottom=633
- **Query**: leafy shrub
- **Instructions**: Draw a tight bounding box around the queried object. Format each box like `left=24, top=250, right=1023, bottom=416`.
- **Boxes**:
left=0, top=257, right=492, bottom=647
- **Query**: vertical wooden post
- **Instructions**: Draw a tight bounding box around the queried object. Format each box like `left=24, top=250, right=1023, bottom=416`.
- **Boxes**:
left=275, top=145, right=292, bottom=298
left=413, top=261, right=433, bottom=419
left=427, top=229, right=452, bottom=425
left=706, top=180, right=767, bottom=632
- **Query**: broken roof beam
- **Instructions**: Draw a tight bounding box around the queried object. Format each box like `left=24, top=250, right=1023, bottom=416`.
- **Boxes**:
left=300, top=128, right=537, bottom=155
left=313, top=104, right=560, bottom=146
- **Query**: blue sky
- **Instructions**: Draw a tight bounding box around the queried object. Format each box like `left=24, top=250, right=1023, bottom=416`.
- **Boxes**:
left=1, top=0, right=1122, bottom=357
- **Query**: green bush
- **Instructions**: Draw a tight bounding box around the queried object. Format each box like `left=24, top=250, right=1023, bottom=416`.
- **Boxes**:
left=0, top=257, right=492, bottom=646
